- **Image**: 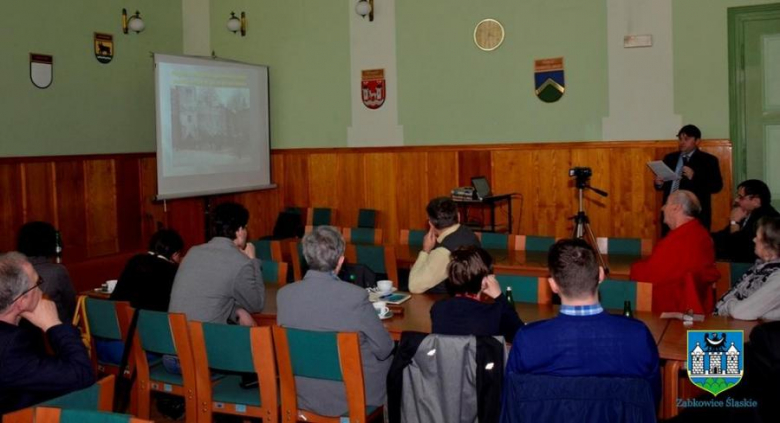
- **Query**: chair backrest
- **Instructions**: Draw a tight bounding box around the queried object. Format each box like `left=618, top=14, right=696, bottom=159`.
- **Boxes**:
left=729, top=262, right=752, bottom=287
left=41, top=375, right=115, bottom=412
left=273, top=326, right=367, bottom=421
left=399, top=229, right=426, bottom=246
left=476, top=232, right=511, bottom=250
left=494, top=274, right=552, bottom=304
left=598, top=280, right=653, bottom=312
left=250, top=239, right=283, bottom=262
left=189, top=322, right=278, bottom=423
left=512, top=235, right=556, bottom=252
left=357, top=208, right=377, bottom=228
left=343, top=227, right=383, bottom=245
left=289, top=241, right=308, bottom=281
left=261, top=260, right=289, bottom=286
left=30, top=408, right=152, bottom=423
left=596, top=237, right=653, bottom=257
left=84, top=297, right=124, bottom=341
left=308, top=207, right=333, bottom=226
left=500, top=373, right=656, bottom=423
left=345, top=244, right=398, bottom=285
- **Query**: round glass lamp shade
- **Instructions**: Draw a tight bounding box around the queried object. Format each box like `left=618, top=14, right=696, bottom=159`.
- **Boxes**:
left=227, top=17, right=241, bottom=32
left=128, top=16, right=145, bottom=33
left=355, top=1, right=372, bottom=17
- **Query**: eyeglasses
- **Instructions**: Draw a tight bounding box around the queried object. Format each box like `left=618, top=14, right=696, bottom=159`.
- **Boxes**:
left=10, top=276, right=45, bottom=305
left=736, top=193, right=755, bottom=200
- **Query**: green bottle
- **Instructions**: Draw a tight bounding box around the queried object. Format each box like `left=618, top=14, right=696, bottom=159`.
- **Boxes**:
left=505, top=286, right=514, bottom=304
left=623, top=300, right=633, bottom=318
left=55, top=231, right=63, bottom=263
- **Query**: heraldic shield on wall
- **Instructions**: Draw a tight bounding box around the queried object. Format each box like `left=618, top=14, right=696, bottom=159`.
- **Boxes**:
left=94, top=32, right=114, bottom=64
left=687, top=330, right=744, bottom=396
left=30, top=53, right=53, bottom=89
left=361, top=68, right=386, bottom=110
left=534, top=57, right=565, bottom=103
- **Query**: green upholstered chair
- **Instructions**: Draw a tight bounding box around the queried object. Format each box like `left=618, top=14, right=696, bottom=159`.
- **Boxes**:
left=598, top=279, right=653, bottom=312
left=595, top=237, right=652, bottom=257
left=251, top=239, right=283, bottom=262
left=308, top=208, right=333, bottom=226
left=345, top=244, right=398, bottom=286
left=4, top=376, right=116, bottom=423
left=729, top=262, right=752, bottom=287
left=343, top=228, right=383, bottom=245
left=512, top=235, right=556, bottom=252
left=357, top=209, right=378, bottom=228
left=261, top=260, right=289, bottom=286
left=494, top=274, right=553, bottom=304
left=289, top=241, right=309, bottom=281
left=476, top=232, right=511, bottom=250
left=26, top=408, right=152, bottom=423
left=189, top=322, right=278, bottom=423
left=399, top=229, right=426, bottom=246
left=273, top=326, right=383, bottom=423
left=82, top=297, right=132, bottom=376
left=131, top=311, right=198, bottom=423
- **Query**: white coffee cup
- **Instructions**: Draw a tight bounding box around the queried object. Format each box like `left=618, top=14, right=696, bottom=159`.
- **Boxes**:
left=105, top=279, right=118, bottom=293
left=377, top=280, right=393, bottom=294
left=373, top=301, right=390, bottom=318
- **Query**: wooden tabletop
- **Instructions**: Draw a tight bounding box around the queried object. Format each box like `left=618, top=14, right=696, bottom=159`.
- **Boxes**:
left=394, top=246, right=635, bottom=279
left=657, top=317, right=760, bottom=362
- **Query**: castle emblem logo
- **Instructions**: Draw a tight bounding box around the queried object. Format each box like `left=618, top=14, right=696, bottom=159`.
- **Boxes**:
left=687, top=330, right=744, bottom=396
left=361, top=69, right=386, bottom=110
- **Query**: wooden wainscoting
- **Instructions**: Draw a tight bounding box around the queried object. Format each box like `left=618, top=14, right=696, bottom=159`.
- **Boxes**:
left=0, top=140, right=732, bottom=290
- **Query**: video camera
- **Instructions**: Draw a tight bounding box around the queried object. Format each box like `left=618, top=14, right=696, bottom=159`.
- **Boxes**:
left=568, top=167, right=592, bottom=178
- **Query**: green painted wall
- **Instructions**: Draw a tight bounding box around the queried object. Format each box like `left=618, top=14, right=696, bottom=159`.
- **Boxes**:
left=673, top=0, right=776, bottom=139
left=0, top=1, right=182, bottom=157
left=210, top=0, right=351, bottom=149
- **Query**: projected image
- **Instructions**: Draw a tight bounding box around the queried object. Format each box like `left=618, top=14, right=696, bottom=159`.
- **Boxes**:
left=169, top=86, right=254, bottom=170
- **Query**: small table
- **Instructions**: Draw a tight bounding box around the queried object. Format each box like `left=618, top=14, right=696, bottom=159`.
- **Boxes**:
left=453, top=193, right=514, bottom=233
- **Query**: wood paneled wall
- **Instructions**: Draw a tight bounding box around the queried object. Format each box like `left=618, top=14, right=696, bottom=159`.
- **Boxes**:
left=0, top=140, right=732, bottom=289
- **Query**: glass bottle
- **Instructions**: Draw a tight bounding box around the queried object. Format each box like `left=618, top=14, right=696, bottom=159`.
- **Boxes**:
left=505, top=286, right=514, bottom=304
left=623, top=300, right=633, bottom=318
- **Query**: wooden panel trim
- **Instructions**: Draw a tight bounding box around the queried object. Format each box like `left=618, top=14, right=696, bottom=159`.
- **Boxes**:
left=0, top=151, right=154, bottom=164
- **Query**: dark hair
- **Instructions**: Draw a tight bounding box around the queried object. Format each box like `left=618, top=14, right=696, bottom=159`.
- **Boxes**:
left=758, top=216, right=780, bottom=256
left=447, top=246, right=493, bottom=295
left=738, top=179, right=771, bottom=207
left=547, top=239, right=600, bottom=298
left=148, top=229, right=184, bottom=259
left=211, top=202, right=249, bottom=240
left=677, top=124, right=701, bottom=140
left=16, top=221, right=58, bottom=258
left=426, top=197, right=458, bottom=230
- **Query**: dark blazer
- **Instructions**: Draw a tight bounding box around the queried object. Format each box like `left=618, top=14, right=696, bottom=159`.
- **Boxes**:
left=0, top=322, right=94, bottom=414
left=28, top=257, right=77, bottom=323
left=110, top=253, right=178, bottom=312
left=713, top=204, right=780, bottom=263
left=276, top=270, right=394, bottom=417
left=657, top=148, right=723, bottom=230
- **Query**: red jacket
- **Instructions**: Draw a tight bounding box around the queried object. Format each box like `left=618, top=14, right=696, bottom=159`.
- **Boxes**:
left=630, top=219, right=720, bottom=312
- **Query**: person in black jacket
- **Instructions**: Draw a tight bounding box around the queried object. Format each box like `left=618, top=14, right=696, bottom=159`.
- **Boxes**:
left=430, top=246, right=522, bottom=343
left=110, top=229, right=184, bottom=312
left=0, top=252, right=94, bottom=414
left=713, top=179, right=780, bottom=263
left=655, top=124, right=723, bottom=234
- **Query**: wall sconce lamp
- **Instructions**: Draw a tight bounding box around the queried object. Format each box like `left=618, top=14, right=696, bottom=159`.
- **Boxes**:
left=122, top=8, right=145, bottom=34
left=355, top=0, right=374, bottom=22
left=227, top=12, right=247, bottom=36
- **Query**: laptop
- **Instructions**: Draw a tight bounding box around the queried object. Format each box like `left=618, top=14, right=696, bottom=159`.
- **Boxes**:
left=471, top=176, right=492, bottom=200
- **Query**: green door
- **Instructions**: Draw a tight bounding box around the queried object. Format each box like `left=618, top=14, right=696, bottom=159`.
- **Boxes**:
left=729, top=5, right=780, bottom=210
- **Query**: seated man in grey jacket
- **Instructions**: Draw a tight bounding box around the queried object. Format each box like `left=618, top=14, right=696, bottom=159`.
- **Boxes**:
left=277, top=226, right=395, bottom=417
left=169, top=202, right=264, bottom=325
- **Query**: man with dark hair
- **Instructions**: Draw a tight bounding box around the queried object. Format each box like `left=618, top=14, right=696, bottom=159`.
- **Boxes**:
left=169, top=202, right=264, bottom=325
left=111, top=229, right=184, bottom=312
left=0, top=252, right=94, bottom=414
left=409, top=197, right=480, bottom=294
left=713, top=179, right=780, bottom=262
left=655, top=124, right=723, bottom=233
left=506, top=239, right=660, bottom=404
left=277, top=226, right=393, bottom=417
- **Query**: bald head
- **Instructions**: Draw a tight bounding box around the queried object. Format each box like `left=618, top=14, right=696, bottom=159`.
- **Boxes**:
left=663, top=190, right=700, bottom=230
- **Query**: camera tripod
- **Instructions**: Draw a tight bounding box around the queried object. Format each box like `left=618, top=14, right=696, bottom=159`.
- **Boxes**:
left=571, top=177, right=610, bottom=275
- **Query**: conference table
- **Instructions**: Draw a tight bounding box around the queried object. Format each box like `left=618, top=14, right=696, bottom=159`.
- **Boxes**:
left=394, top=245, right=637, bottom=279
left=254, top=285, right=760, bottom=419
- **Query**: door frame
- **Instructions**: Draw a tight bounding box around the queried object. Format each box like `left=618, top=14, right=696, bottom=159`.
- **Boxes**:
left=728, top=3, right=780, bottom=186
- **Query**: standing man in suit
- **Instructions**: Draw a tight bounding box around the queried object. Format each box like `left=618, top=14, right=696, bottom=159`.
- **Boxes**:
left=655, top=124, right=723, bottom=234
left=169, top=202, right=264, bottom=326
left=276, top=226, right=394, bottom=417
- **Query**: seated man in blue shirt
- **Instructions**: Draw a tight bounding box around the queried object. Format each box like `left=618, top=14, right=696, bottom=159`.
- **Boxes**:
left=506, top=239, right=660, bottom=404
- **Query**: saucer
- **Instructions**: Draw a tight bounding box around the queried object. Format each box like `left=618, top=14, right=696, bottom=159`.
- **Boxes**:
left=378, top=311, right=394, bottom=320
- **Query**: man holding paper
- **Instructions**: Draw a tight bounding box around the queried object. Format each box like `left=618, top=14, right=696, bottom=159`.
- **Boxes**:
left=652, top=125, right=723, bottom=233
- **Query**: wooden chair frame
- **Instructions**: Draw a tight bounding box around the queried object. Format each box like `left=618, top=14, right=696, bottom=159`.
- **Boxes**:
left=81, top=298, right=134, bottom=377
left=264, top=261, right=290, bottom=286
left=494, top=274, right=553, bottom=304
left=342, top=228, right=383, bottom=245
left=189, top=323, right=279, bottom=423
left=306, top=208, right=336, bottom=227
left=272, top=326, right=382, bottom=423
left=510, top=235, right=559, bottom=251
left=130, top=312, right=198, bottom=423
left=253, top=240, right=284, bottom=262
left=344, top=244, right=398, bottom=287
left=398, top=229, right=425, bottom=246
left=30, top=407, right=152, bottom=423
left=595, top=237, right=653, bottom=256
left=289, top=241, right=305, bottom=281
left=2, top=376, right=116, bottom=423
left=475, top=232, right=512, bottom=249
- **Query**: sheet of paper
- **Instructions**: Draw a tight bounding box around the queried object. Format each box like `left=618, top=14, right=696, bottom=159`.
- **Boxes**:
left=660, top=312, right=705, bottom=322
left=647, top=160, right=681, bottom=182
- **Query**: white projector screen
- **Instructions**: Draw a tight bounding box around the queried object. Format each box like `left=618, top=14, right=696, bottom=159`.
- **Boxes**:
left=154, top=54, right=273, bottom=200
